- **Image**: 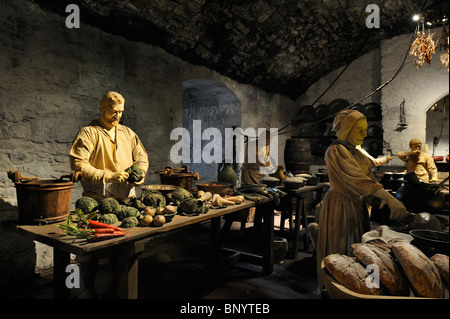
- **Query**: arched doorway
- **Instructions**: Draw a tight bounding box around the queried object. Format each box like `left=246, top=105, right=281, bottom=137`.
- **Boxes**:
left=182, top=79, right=242, bottom=181
left=426, top=94, right=449, bottom=157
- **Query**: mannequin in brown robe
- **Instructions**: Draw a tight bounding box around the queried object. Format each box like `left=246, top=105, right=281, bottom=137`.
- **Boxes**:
left=316, top=110, right=407, bottom=288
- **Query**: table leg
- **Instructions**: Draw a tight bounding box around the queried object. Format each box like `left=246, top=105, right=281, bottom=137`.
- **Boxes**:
left=76, top=253, right=101, bottom=298
left=260, top=201, right=274, bottom=275
left=111, top=241, right=145, bottom=299
left=210, top=216, right=222, bottom=251
left=292, top=195, right=303, bottom=259
left=53, top=248, right=71, bottom=299
left=279, top=196, right=290, bottom=232
left=300, top=195, right=309, bottom=251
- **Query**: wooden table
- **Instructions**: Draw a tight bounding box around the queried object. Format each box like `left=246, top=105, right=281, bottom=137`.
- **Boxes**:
left=279, top=183, right=330, bottom=258
left=4, top=198, right=277, bottom=299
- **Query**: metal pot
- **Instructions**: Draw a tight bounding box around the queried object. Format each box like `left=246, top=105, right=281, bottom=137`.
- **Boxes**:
left=155, top=165, right=199, bottom=190
left=409, top=229, right=449, bottom=257
left=395, top=180, right=445, bottom=213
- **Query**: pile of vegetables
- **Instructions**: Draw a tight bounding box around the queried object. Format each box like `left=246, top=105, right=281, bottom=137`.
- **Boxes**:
left=57, top=209, right=126, bottom=242
left=60, top=189, right=181, bottom=239
left=59, top=182, right=286, bottom=241
left=234, top=184, right=286, bottom=203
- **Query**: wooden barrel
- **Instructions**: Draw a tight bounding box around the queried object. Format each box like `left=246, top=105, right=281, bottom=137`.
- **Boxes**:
left=284, top=138, right=312, bottom=174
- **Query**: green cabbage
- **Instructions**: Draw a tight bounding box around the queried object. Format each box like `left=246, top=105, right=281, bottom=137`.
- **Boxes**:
left=125, top=164, right=144, bottom=183
left=121, top=216, right=139, bottom=228
left=117, top=206, right=141, bottom=221
left=98, top=213, right=119, bottom=225
left=98, top=197, right=121, bottom=215
left=75, top=196, right=98, bottom=214
left=143, top=192, right=166, bottom=208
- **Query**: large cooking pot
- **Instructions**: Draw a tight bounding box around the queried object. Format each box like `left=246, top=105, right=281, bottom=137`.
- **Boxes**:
left=8, top=170, right=76, bottom=225
left=395, top=180, right=445, bottom=213
left=155, top=165, right=199, bottom=190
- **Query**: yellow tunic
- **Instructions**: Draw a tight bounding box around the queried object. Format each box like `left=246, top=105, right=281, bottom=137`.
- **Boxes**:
left=397, top=151, right=438, bottom=183
left=69, top=120, right=149, bottom=199
left=316, top=140, right=382, bottom=279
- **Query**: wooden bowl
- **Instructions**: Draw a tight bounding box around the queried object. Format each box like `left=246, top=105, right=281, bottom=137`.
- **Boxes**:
left=195, top=181, right=231, bottom=195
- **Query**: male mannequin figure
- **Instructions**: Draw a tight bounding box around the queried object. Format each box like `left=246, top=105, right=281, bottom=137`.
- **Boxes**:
left=70, top=91, right=149, bottom=200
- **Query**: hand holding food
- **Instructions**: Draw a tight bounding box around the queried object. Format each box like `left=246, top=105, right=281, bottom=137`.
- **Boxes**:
left=105, top=171, right=129, bottom=183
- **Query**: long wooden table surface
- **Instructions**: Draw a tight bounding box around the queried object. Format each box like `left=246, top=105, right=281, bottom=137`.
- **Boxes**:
left=9, top=200, right=256, bottom=256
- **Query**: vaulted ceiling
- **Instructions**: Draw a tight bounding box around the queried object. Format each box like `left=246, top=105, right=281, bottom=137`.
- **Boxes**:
left=32, top=0, right=448, bottom=99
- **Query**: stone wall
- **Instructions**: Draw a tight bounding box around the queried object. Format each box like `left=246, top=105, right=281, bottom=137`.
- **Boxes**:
left=380, top=32, right=449, bottom=166
left=297, top=31, right=449, bottom=172
left=0, top=0, right=296, bottom=287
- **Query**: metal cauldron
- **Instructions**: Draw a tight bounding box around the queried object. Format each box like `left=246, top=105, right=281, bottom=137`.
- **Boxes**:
left=395, top=181, right=445, bottom=213
left=395, top=172, right=446, bottom=213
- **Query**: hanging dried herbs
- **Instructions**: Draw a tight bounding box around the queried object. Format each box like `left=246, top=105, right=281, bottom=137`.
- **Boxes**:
left=409, top=30, right=436, bottom=69
left=409, top=17, right=437, bottom=70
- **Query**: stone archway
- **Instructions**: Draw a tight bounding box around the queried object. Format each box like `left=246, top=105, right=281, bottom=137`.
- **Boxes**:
left=182, top=79, right=242, bottom=181
left=426, top=94, right=449, bottom=157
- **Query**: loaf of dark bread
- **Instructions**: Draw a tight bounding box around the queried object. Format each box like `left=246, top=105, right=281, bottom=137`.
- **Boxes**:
left=353, top=243, right=410, bottom=296
left=430, top=254, right=449, bottom=288
left=324, top=253, right=382, bottom=295
left=392, top=242, right=444, bottom=298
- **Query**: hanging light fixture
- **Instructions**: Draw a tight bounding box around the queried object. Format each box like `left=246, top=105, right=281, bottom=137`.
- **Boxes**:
left=395, top=99, right=408, bottom=131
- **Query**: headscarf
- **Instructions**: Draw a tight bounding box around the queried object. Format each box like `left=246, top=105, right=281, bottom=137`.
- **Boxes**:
left=99, top=91, right=125, bottom=110
left=332, top=109, right=366, bottom=141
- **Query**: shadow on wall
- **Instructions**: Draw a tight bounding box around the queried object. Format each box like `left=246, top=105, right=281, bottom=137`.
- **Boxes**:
left=0, top=199, right=37, bottom=297
left=182, top=79, right=242, bottom=182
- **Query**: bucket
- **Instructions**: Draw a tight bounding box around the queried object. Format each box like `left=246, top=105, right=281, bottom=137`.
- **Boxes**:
left=8, top=171, right=74, bottom=225
left=284, top=138, right=312, bottom=174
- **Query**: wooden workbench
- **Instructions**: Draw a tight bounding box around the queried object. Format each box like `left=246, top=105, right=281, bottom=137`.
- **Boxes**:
left=4, top=198, right=278, bottom=299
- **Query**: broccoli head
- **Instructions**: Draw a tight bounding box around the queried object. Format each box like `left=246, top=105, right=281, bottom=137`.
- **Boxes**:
left=178, top=198, right=204, bottom=215
left=143, top=192, right=166, bottom=208
left=75, top=196, right=98, bottom=214
left=121, top=216, right=140, bottom=228
left=167, top=187, right=193, bottom=205
left=98, top=213, right=119, bottom=225
left=98, top=197, right=121, bottom=215
left=117, top=206, right=141, bottom=221
left=125, top=164, right=144, bottom=183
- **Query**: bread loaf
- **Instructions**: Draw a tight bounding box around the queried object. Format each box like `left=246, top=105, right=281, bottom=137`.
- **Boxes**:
left=324, top=253, right=382, bottom=295
left=353, top=243, right=410, bottom=296
left=392, top=242, right=444, bottom=298
left=430, top=254, right=449, bottom=288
